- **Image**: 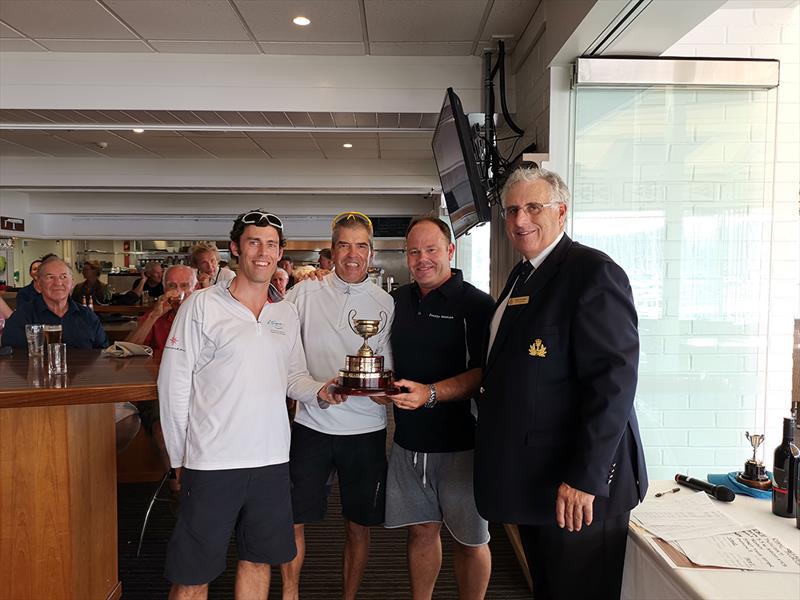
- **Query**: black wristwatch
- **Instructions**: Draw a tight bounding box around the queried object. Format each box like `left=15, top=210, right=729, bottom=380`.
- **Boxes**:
left=424, top=384, right=438, bottom=409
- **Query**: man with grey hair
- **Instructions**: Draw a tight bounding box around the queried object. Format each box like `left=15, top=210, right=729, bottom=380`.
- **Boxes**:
left=281, top=211, right=394, bottom=600
left=2, top=255, right=107, bottom=349
left=271, top=267, right=290, bottom=298
left=126, top=264, right=198, bottom=352
left=474, top=167, right=648, bottom=599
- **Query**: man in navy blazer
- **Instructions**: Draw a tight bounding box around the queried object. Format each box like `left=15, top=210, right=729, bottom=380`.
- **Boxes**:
left=475, top=167, right=647, bottom=599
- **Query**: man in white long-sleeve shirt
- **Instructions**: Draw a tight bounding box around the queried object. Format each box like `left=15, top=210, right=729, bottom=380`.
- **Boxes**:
left=280, top=211, right=395, bottom=600
left=158, top=210, right=342, bottom=600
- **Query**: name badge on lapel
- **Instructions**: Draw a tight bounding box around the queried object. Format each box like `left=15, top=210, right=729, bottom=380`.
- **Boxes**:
left=508, top=296, right=529, bottom=306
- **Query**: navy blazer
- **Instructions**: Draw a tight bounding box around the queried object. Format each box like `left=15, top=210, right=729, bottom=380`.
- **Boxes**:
left=474, top=234, right=648, bottom=526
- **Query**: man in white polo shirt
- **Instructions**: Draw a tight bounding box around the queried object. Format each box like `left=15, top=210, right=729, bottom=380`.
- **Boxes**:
left=281, top=211, right=394, bottom=600
left=158, top=209, right=342, bottom=599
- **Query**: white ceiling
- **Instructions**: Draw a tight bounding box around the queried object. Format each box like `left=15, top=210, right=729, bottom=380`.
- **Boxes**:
left=0, top=0, right=537, bottom=56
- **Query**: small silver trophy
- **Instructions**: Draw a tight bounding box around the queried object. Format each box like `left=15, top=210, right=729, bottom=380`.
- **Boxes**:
left=736, top=431, right=772, bottom=490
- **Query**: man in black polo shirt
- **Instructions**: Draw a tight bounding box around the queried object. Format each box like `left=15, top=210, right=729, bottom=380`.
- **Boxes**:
left=387, top=217, right=494, bottom=599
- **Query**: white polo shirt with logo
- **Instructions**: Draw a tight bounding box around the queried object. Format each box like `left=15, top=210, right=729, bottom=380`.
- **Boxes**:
left=158, top=284, right=323, bottom=471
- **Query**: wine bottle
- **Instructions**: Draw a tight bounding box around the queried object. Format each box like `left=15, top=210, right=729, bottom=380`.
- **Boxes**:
left=772, top=417, right=799, bottom=517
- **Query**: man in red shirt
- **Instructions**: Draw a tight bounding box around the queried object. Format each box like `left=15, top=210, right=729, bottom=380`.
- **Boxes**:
left=126, top=264, right=197, bottom=352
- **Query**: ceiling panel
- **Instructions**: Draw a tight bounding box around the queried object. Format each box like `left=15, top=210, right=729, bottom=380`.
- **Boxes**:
left=380, top=148, right=433, bottom=160
left=354, top=113, right=378, bottom=128
left=308, top=112, right=335, bottom=128
left=149, top=40, right=259, bottom=54
left=0, top=21, right=23, bottom=38
left=481, top=0, right=537, bottom=40
left=378, top=133, right=432, bottom=152
left=239, top=111, right=271, bottom=126
left=371, top=41, right=473, bottom=55
left=0, top=0, right=136, bottom=39
left=45, top=129, right=159, bottom=158
left=331, top=113, right=357, bottom=128
left=106, top=0, right=250, bottom=41
left=127, top=136, right=217, bottom=159
left=365, top=0, right=486, bottom=41
left=398, top=113, right=423, bottom=128
left=287, top=113, right=314, bottom=128
left=0, top=130, right=103, bottom=157
left=36, top=39, right=152, bottom=52
left=258, top=41, right=364, bottom=55
left=0, top=39, right=46, bottom=51
left=185, top=136, right=269, bottom=159
left=235, top=0, right=363, bottom=42
left=263, top=112, right=293, bottom=127
left=0, top=138, right=51, bottom=157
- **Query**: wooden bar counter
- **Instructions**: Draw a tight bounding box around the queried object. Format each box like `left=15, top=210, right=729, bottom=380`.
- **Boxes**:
left=0, top=349, right=158, bottom=600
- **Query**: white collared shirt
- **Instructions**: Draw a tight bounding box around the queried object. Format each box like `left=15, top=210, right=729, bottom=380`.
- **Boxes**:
left=487, top=231, right=565, bottom=355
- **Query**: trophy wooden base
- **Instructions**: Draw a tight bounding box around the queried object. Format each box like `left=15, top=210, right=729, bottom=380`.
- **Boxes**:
left=330, top=384, right=401, bottom=397
left=735, top=472, right=773, bottom=490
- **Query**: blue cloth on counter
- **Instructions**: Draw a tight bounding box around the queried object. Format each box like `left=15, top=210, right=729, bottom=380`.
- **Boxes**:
left=707, top=472, right=772, bottom=500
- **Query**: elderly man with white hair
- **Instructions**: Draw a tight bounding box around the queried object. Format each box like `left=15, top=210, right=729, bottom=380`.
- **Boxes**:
left=126, top=264, right=197, bottom=352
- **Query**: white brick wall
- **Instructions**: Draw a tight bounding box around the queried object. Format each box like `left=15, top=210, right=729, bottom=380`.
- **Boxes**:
left=572, top=2, right=799, bottom=480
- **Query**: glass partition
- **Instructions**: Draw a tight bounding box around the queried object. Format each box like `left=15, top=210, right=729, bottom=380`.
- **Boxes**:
left=569, top=83, right=795, bottom=479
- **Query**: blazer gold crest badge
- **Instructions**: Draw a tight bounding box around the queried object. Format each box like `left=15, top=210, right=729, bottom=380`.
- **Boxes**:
left=528, top=339, right=547, bottom=358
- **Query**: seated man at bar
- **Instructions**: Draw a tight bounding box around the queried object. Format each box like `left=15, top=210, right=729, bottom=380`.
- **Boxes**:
left=131, top=261, right=165, bottom=300
left=71, top=260, right=110, bottom=305
left=1, top=257, right=138, bottom=448
left=191, top=241, right=235, bottom=289
left=271, top=267, right=289, bottom=299
left=4, top=256, right=108, bottom=349
left=159, top=209, right=341, bottom=599
left=126, top=264, right=196, bottom=352
left=15, top=257, right=43, bottom=305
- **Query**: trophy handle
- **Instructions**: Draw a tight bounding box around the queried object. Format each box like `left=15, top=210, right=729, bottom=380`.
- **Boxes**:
left=348, top=309, right=359, bottom=336
left=377, top=311, right=389, bottom=336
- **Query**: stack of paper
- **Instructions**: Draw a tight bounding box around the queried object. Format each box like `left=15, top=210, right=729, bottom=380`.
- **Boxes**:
left=632, top=491, right=800, bottom=573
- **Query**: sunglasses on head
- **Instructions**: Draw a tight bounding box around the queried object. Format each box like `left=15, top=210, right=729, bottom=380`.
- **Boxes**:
left=331, top=211, right=373, bottom=232
left=239, top=210, right=283, bottom=229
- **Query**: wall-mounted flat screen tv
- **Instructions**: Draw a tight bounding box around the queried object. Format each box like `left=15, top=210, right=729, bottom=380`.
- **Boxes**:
left=431, top=87, right=491, bottom=238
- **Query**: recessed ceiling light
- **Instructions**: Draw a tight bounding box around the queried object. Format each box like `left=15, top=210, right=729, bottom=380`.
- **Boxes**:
left=293, top=16, right=311, bottom=26
left=343, top=143, right=353, bottom=148
left=132, top=128, right=144, bottom=134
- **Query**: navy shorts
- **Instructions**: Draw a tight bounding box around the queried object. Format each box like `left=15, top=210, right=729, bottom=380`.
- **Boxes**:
left=290, top=423, right=387, bottom=527
left=164, top=463, right=296, bottom=585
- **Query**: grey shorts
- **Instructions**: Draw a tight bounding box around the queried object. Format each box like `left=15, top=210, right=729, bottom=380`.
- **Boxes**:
left=385, top=444, right=490, bottom=547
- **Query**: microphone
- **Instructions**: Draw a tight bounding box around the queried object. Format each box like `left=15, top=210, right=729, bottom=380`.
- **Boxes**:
left=675, top=474, right=735, bottom=502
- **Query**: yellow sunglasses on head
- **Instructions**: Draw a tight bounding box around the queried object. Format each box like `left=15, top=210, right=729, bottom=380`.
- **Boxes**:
left=331, top=211, right=373, bottom=233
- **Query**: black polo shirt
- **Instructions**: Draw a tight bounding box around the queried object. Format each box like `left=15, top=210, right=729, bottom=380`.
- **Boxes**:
left=390, top=269, right=494, bottom=453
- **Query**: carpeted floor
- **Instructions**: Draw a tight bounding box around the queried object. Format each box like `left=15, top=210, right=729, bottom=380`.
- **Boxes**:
left=119, top=481, right=531, bottom=599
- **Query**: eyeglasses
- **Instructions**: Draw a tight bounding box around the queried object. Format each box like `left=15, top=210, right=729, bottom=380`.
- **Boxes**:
left=332, top=211, right=373, bottom=233
left=500, top=202, right=562, bottom=220
left=239, top=210, right=283, bottom=229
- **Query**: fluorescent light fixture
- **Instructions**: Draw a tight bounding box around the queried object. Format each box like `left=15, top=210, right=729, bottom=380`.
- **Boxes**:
left=132, top=128, right=144, bottom=134
left=342, top=143, right=353, bottom=148
left=293, top=16, right=311, bottom=26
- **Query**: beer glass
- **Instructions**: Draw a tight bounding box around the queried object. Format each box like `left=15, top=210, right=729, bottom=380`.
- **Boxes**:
left=47, top=343, right=67, bottom=375
left=25, top=324, right=45, bottom=356
left=43, top=324, right=63, bottom=347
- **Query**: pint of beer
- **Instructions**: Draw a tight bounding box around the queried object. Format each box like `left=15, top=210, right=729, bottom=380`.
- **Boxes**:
left=43, top=324, right=63, bottom=347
